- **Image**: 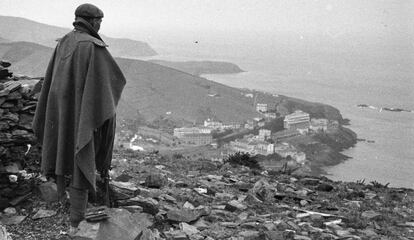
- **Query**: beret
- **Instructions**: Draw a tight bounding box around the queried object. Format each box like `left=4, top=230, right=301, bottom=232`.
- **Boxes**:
left=75, top=3, right=104, bottom=18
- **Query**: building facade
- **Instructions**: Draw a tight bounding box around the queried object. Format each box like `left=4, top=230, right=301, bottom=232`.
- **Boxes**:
left=256, top=103, right=268, bottom=113
left=283, top=110, right=310, bottom=130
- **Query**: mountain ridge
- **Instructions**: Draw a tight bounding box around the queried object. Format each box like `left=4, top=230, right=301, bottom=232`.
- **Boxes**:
left=0, top=15, right=157, bottom=57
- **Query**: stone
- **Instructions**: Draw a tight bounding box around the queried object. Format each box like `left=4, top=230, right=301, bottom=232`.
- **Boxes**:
left=361, top=210, right=382, bottom=221
left=294, top=235, right=312, bottom=240
left=117, top=196, right=159, bottom=215
left=193, top=219, right=210, bottom=230
left=238, top=230, right=261, bottom=240
left=0, top=225, right=12, bottom=240
left=238, top=211, right=249, bottom=221
left=0, top=215, right=26, bottom=225
left=299, top=200, right=308, bottom=206
left=220, top=222, right=238, bottom=228
left=32, top=209, right=56, bottom=219
left=180, top=222, right=199, bottom=236
left=264, top=231, right=284, bottom=240
left=183, top=201, right=195, bottom=209
left=139, top=229, right=157, bottom=240
left=144, top=173, right=167, bottom=188
left=225, top=200, right=247, bottom=212
left=122, top=205, right=143, bottom=213
left=167, top=208, right=204, bottom=223
left=74, top=208, right=153, bottom=240
left=251, top=179, right=275, bottom=201
left=315, top=183, right=334, bottom=192
left=4, top=163, right=20, bottom=173
left=3, top=207, right=16, bottom=215
left=164, top=230, right=187, bottom=240
left=38, top=181, right=58, bottom=202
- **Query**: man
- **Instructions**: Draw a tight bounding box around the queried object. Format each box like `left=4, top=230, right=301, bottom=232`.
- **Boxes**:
left=32, top=3, right=126, bottom=231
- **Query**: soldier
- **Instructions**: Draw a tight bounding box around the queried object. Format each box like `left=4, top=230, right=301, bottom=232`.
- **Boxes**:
left=32, top=3, right=126, bottom=233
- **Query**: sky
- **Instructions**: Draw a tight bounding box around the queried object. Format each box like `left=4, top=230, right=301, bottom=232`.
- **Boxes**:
left=0, top=0, right=412, bottom=45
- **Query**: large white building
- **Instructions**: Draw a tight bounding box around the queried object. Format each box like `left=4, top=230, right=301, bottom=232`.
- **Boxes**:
left=204, top=119, right=223, bottom=129
left=283, top=110, right=310, bottom=130
left=256, top=103, right=268, bottom=113
left=258, top=129, right=272, bottom=141
left=173, top=127, right=212, bottom=138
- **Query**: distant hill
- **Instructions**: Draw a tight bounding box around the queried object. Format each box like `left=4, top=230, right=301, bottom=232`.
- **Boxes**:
left=0, top=40, right=343, bottom=125
left=0, top=15, right=157, bottom=57
left=148, top=60, right=244, bottom=76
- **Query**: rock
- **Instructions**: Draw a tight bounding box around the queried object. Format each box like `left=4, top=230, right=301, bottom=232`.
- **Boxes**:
left=238, top=211, right=249, bottom=221
left=9, top=192, right=32, bottom=206
left=139, top=229, right=157, bottom=240
left=361, top=210, right=382, bottom=221
left=0, top=215, right=26, bottom=225
left=180, top=222, right=199, bottom=236
left=300, top=178, right=320, bottom=186
left=122, top=205, right=143, bottom=213
left=299, top=200, right=308, bottom=206
left=315, top=183, right=334, bottom=192
left=117, top=196, right=159, bottom=215
left=144, top=173, right=167, bottom=188
left=38, top=181, right=58, bottom=202
left=251, top=179, right=275, bottom=201
left=193, top=219, right=210, bottom=230
left=32, top=209, right=56, bottom=220
left=164, top=230, right=187, bottom=240
left=225, top=200, right=247, bottom=212
left=183, top=201, right=195, bottom=209
left=0, top=224, right=12, bottom=240
left=74, top=208, right=153, bottom=240
left=167, top=208, right=204, bottom=223
left=220, top=222, right=238, bottom=228
left=294, top=235, right=312, bottom=240
left=3, top=207, right=16, bottom=215
left=238, top=230, right=261, bottom=240
left=264, top=231, right=284, bottom=240
left=4, top=163, right=20, bottom=173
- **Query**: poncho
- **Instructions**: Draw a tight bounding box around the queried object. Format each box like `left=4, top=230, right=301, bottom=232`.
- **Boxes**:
left=33, top=19, right=126, bottom=190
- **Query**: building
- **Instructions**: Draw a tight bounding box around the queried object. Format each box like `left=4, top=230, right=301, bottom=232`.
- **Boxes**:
left=244, top=119, right=257, bottom=130
left=272, top=129, right=301, bottom=142
left=221, top=122, right=242, bottom=130
left=264, top=112, right=277, bottom=119
left=258, top=129, right=272, bottom=141
left=229, top=137, right=275, bottom=156
left=180, top=133, right=213, bottom=145
left=254, top=142, right=275, bottom=155
left=204, top=119, right=223, bottom=129
left=310, top=118, right=329, bottom=132
left=173, top=127, right=212, bottom=138
left=256, top=103, right=268, bottom=113
left=283, top=110, right=310, bottom=130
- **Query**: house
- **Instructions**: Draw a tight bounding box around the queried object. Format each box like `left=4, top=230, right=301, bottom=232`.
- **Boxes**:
left=273, top=143, right=306, bottom=163
left=258, top=129, right=272, bottom=141
left=221, top=122, right=242, bottom=130
left=254, top=117, right=266, bottom=127
left=256, top=103, right=268, bottom=113
left=180, top=133, right=213, bottom=145
left=244, top=119, right=257, bottom=129
left=173, top=127, right=212, bottom=138
left=264, top=112, right=277, bottom=119
left=283, top=110, right=310, bottom=130
left=272, top=129, right=301, bottom=142
left=310, top=118, right=328, bottom=132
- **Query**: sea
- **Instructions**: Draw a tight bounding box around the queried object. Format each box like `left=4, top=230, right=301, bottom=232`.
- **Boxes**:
left=137, top=35, right=414, bottom=189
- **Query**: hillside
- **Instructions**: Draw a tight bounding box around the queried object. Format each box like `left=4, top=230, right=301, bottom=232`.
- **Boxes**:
left=0, top=15, right=157, bottom=57
left=148, top=60, right=244, bottom=76
left=0, top=40, right=346, bottom=127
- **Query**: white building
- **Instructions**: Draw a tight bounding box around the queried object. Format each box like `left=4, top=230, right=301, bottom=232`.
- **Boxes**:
left=283, top=110, right=310, bottom=130
left=256, top=103, right=268, bottom=113
left=173, top=127, right=212, bottom=138
left=204, top=119, right=223, bottom=129
left=258, top=129, right=272, bottom=141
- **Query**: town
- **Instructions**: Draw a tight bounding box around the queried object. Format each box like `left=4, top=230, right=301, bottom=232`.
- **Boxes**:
left=116, top=100, right=341, bottom=170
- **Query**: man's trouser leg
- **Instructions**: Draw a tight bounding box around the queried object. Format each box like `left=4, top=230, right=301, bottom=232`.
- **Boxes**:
left=69, top=165, right=89, bottom=228
left=69, top=116, right=116, bottom=227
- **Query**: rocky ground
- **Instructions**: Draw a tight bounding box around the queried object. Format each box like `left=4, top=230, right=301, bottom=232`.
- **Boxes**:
left=1, top=150, right=414, bottom=240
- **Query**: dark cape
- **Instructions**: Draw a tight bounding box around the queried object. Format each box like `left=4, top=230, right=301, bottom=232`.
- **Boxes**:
left=33, top=19, right=126, bottom=190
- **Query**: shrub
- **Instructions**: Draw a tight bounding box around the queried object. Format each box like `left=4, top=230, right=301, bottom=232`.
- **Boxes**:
left=224, top=152, right=261, bottom=170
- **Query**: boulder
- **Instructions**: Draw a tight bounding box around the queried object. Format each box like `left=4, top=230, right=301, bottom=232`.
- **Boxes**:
left=74, top=208, right=153, bottom=240
left=38, top=181, right=58, bottom=202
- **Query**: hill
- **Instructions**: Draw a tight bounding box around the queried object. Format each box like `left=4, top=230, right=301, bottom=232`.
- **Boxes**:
left=0, top=40, right=345, bottom=126
left=148, top=60, right=244, bottom=76
left=0, top=15, right=157, bottom=57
